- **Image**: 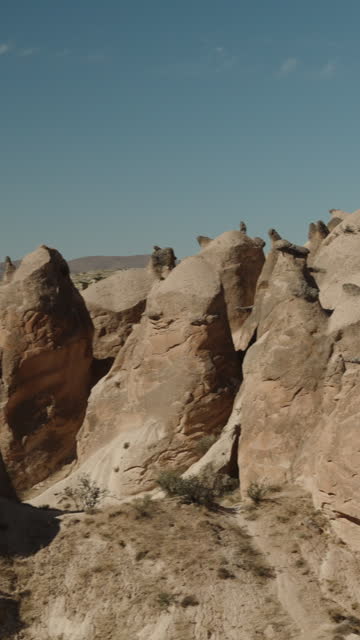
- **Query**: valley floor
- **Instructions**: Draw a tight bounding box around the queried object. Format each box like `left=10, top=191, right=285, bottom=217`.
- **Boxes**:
left=1, top=486, right=359, bottom=640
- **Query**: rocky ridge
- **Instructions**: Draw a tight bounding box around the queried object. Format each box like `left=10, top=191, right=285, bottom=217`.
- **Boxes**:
left=1, top=213, right=360, bottom=639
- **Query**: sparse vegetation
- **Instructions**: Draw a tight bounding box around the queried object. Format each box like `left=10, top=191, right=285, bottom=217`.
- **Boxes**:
left=327, top=606, right=360, bottom=630
left=157, top=591, right=176, bottom=609
left=247, top=480, right=272, bottom=505
left=157, top=470, right=216, bottom=507
left=217, top=566, right=235, bottom=579
left=195, top=434, right=217, bottom=455
left=133, top=495, right=155, bottom=518
left=59, top=474, right=109, bottom=512
left=181, top=595, right=199, bottom=607
left=157, top=466, right=239, bottom=509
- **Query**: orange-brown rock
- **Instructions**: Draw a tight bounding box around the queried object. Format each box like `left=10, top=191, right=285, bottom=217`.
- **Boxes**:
left=0, top=245, right=94, bottom=495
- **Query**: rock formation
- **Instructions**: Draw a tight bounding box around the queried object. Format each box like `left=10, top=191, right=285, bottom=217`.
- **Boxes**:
left=196, top=235, right=213, bottom=248
left=82, top=268, right=157, bottom=360
left=2, top=256, right=16, bottom=284
left=149, top=245, right=176, bottom=279
left=223, top=215, right=360, bottom=552
left=0, top=245, right=94, bottom=494
left=233, top=234, right=330, bottom=488
left=198, top=229, right=265, bottom=342
left=73, top=250, right=241, bottom=498
left=2, top=214, right=360, bottom=638
left=307, top=220, right=329, bottom=265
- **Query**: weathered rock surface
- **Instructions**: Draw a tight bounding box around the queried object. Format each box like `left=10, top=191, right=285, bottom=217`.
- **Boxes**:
left=2, top=256, right=16, bottom=284
left=307, top=220, right=329, bottom=265
left=196, top=235, right=213, bottom=248
left=232, top=235, right=331, bottom=487
left=311, top=209, right=360, bottom=329
left=67, top=251, right=241, bottom=499
left=0, top=245, right=94, bottom=494
left=82, top=268, right=157, bottom=360
left=224, top=220, right=360, bottom=551
left=198, top=230, right=265, bottom=342
left=149, top=245, right=177, bottom=279
left=4, top=216, right=360, bottom=638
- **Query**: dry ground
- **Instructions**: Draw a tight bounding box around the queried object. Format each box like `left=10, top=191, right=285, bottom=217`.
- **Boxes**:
left=0, top=486, right=359, bottom=640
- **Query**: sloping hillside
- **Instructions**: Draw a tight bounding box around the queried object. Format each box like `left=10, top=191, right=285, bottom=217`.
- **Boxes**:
left=0, top=254, right=150, bottom=277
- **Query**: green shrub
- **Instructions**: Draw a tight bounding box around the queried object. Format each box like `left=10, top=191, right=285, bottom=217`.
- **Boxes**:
left=157, top=465, right=239, bottom=508
left=213, top=474, right=239, bottom=496
left=181, top=595, right=199, bottom=607
left=195, top=434, right=217, bottom=455
left=157, top=470, right=215, bottom=508
left=247, top=481, right=271, bottom=505
left=217, top=566, right=235, bottom=579
left=157, top=592, right=175, bottom=609
left=60, top=474, right=109, bottom=512
left=133, top=495, right=154, bottom=518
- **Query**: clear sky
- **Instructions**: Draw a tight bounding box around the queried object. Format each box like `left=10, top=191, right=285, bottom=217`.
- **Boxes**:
left=1, top=0, right=360, bottom=261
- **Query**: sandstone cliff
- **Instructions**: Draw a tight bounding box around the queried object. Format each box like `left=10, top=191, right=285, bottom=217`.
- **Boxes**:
left=0, top=246, right=94, bottom=495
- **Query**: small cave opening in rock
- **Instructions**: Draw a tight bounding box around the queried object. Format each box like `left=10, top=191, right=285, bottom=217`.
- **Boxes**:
left=225, top=424, right=241, bottom=480
left=217, top=424, right=241, bottom=493
left=91, top=356, right=115, bottom=387
left=235, top=328, right=257, bottom=387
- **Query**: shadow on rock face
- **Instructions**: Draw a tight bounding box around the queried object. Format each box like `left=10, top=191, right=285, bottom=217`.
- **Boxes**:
left=0, top=596, right=23, bottom=637
left=0, top=499, right=63, bottom=557
left=91, top=356, right=115, bottom=387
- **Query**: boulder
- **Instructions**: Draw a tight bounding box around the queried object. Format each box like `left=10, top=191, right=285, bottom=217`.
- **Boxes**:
left=82, top=268, right=157, bottom=360
left=0, top=245, right=94, bottom=494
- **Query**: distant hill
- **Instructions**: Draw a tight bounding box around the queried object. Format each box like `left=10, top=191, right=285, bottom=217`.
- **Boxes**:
left=0, top=254, right=151, bottom=276
left=67, top=255, right=150, bottom=273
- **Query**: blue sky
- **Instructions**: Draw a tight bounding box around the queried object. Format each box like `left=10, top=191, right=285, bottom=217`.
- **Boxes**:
left=1, top=0, right=360, bottom=261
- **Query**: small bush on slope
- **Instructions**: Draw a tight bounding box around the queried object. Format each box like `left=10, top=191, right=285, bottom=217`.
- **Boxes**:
left=157, top=470, right=216, bottom=507
left=60, top=474, right=109, bottom=512
left=247, top=481, right=271, bottom=505
left=157, top=466, right=239, bottom=508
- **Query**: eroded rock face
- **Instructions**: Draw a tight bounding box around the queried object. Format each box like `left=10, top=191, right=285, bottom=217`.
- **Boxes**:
left=82, top=268, right=157, bottom=360
left=2, top=257, right=16, bottom=284
left=233, top=238, right=331, bottom=488
left=198, top=230, right=265, bottom=343
left=307, top=220, right=329, bottom=266
left=227, top=221, right=360, bottom=550
left=149, top=245, right=177, bottom=279
left=311, top=210, right=360, bottom=330
left=0, top=246, right=94, bottom=494
left=73, top=251, right=240, bottom=497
